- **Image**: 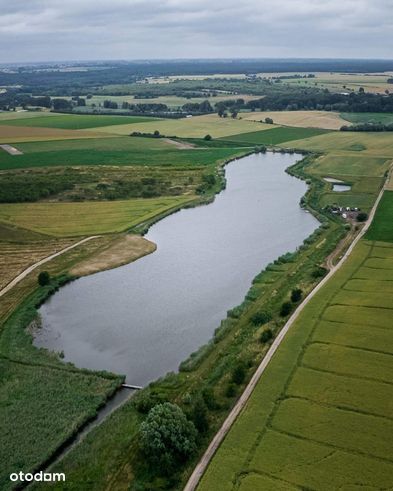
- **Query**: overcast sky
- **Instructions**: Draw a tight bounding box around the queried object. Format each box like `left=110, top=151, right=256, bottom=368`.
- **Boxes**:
left=0, top=0, right=392, bottom=63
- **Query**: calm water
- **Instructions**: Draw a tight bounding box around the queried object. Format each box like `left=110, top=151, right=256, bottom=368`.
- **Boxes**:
left=333, top=184, right=351, bottom=192
left=35, top=153, right=319, bottom=385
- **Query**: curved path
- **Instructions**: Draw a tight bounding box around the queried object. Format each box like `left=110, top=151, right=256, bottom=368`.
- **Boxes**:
left=184, top=172, right=389, bottom=491
left=0, top=235, right=100, bottom=298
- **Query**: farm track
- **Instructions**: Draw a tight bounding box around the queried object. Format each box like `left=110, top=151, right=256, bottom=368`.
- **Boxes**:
left=184, top=167, right=390, bottom=491
left=0, top=235, right=100, bottom=298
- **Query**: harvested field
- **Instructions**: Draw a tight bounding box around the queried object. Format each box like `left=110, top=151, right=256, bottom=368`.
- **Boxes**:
left=242, top=110, right=346, bottom=130
left=0, top=238, right=76, bottom=290
left=70, top=234, right=156, bottom=276
left=91, top=113, right=272, bottom=138
left=283, top=131, right=393, bottom=157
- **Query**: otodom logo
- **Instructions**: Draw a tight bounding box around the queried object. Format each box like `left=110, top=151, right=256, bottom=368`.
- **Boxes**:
left=10, top=471, right=65, bottom=483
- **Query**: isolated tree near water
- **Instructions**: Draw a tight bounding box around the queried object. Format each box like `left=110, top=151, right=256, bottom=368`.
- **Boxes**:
left=38, top=271, right=50, bottom=286
left=139, top=403, right=197, bottom=471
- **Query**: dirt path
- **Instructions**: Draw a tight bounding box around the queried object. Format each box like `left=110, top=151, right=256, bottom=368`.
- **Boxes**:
left=184, top=171, right=390, bottom=491
left=0, top=236, right=100, bottom=298
left=163, top=138, right=197, bottom=149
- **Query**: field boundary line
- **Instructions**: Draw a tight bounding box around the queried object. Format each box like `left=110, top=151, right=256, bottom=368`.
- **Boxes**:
left=0, top=235, right=100, bottom=298
left=184, top=165, right=391, bottom=491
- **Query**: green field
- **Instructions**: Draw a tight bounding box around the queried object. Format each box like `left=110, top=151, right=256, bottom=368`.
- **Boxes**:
left=0, top=136, right=245, bottom=171
left=0, top=196, right=196, bottom=236
left=219, top=126, right=329, bottom=145
left=366, top=190, right=393, bottom=242
left=0, top=113, right=156, bottom=130
left=198, top=236, right=393, bottom=490
left=341, top=112, right=393, bottom=125
left=282, top=130, right=393, bottom=156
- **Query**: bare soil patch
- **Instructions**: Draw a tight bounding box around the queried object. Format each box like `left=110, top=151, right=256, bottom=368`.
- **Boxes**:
left=0, top=144, right=23, bottom=155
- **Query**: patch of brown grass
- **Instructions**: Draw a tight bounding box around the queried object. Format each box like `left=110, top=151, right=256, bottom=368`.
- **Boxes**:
left=70, top=234, right=156, bottom=276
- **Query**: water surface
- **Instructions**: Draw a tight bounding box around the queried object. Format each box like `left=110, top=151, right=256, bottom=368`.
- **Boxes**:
left=35, top=153, right=318, bottom=385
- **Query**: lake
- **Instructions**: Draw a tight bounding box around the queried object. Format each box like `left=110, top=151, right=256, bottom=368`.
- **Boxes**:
left=35, top=152, right=319, bottom=385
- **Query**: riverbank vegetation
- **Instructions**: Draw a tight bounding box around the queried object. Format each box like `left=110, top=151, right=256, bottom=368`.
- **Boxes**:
left=199, top=229, right=393, bottom=490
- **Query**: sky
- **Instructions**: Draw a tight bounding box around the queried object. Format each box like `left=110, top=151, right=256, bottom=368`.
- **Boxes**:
left=0, top=0, right=392, bottom=63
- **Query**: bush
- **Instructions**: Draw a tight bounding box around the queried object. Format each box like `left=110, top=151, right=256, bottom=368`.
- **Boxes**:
left=204, top=134, right=212, bottom=141
left=291, top=288, right=303, bottom=303
left=38, top=271, right=50, bottom=287
left=231, top=363, right=246, bottom=385
left=190, top=396, right=209, bottom=433
left=250, top=310, right=272, bottom=326
left=311, top=266, right=328, bottom=278
left=280, top=301, right=292, bottom=317
left=134, top=390, right=164, bottom=414
left=225, top=383, right=237, bottom=397
left=259, top=328, right=273, bottom=343
left=202, top=387, right=220, bottom=410
left=357, top=212, right=368, bottom=222
left=265, top=117, right=274, bottom=124
left=140, top=403, right=197, bottom=472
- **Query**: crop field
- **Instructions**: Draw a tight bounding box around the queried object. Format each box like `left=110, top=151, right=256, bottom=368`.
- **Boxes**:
left=242, top=110, right=346, bottom=130
left=0, top=111, right=58, bottom=121
left=0, top=124, right=105, bottom=144
left=310, top=154, right=390, bottom=177
left=282, top=130, right=393, bottom=157
left=284, top=72, right=393, bottom=94
left=219, top=126, right=329, bottom=145
left=198, top=235, right=393, bottom=491
left=0, top=136, right=245, bottom=171
left=92, top=113, right=272, bottom=138
left=0, top=113, right=156, bottom=130
left=366, top=190, right=393, bottom=242
left=0, top=196, right=196, bottom=236
left=341, top=112, right=393, bottom=125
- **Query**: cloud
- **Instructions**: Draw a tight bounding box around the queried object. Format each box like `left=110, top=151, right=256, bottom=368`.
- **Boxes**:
left=0, top=0, right=391, bottom=62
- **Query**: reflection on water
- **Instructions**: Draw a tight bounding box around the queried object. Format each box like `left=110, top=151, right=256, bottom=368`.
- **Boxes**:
left=35, top=153, right=319, bottom=385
